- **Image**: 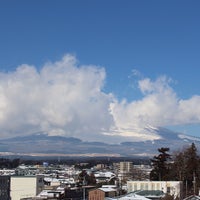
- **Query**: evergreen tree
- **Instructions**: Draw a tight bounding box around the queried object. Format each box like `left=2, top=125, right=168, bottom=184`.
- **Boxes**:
left=78, top=170, right=90, bottom=185
left=172, top=143, right=200, bottom=196
left=78, top=170, right=96, bottom=186
left=150, top=147, right=171, bottom=181
left=151, top=143, right=200, bottom=197
left=88, top=172, right=96, bottom=185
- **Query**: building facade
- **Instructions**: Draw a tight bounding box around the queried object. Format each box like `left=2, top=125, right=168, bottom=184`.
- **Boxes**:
left=89, top=188, right=117, bottom=200
left=127, top=181, right=183, bottom=198
left=0, top=176, right=11, bottom=200
left=10, top=175, right=44, bottom=200
left=119, top=162, right=133, bottom=174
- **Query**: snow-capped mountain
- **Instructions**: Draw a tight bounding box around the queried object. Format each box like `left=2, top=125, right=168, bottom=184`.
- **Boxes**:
left=0, top=127, right=199, bottom=157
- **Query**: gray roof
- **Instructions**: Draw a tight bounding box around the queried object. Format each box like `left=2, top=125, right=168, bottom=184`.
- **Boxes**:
left=184, top=195, right=200, bottom=200
left=106, top=193, right=151, bottom=200
left=133, top=190, right=165, bottom=197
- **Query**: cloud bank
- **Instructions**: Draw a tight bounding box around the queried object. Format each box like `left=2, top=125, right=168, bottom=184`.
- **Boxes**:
left=0, top=54, right=200, bottom=142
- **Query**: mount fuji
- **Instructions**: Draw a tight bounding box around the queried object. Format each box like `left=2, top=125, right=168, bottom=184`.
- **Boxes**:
left=0, top=127, right=199, bottom=158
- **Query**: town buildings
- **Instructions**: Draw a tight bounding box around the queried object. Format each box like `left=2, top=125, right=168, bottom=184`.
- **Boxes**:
left=0, top=160, right=187, bottom=200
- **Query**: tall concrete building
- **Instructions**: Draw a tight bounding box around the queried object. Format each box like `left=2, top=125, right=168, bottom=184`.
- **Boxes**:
left=10, top=175, right=44, bottom=200
left=117, top=162, right=134, bottom=182
left=119, top=162, right=133, bottom=175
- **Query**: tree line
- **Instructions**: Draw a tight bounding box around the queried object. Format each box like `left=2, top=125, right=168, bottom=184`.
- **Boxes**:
left=150, top=143, right=200, bottom=197
left=0, top=158, right=20, bottom=169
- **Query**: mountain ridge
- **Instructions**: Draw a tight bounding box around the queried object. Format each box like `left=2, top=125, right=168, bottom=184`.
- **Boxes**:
left=0, top=127, right=199, bottom=157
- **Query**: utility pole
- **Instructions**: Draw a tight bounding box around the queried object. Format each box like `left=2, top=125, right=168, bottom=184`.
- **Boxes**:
left=186, top=180, right=187, bottom=198
left=83, top=175, right=86, bottom=200
left=193, top=172, right=196, bottom=195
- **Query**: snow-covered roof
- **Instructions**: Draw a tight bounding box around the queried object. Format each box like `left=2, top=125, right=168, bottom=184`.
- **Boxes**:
left=106, top=193, right=151, bottom=200
left=95, top=171, right=115, bottom=178
left=44, top=177, right=59, bottom=182
left=37, top=189, right=64, bottom=198
left=102, top=185, right=117, bottom=188
left=99, top=187, right=117, bottom=192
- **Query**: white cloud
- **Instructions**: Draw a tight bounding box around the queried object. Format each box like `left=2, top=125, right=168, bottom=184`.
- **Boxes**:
left=0, top=55, right=200, bottom=142
left=110, top=76, right=200, bottom=140
left=0, top=55, right=114, bottom=140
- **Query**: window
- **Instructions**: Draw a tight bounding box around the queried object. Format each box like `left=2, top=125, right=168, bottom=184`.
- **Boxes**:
left=134, top=183, right=137, bottom=191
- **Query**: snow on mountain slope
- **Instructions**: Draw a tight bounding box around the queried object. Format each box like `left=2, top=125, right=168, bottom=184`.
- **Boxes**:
left=0, top=127, right=200, bottom=156
left=178, top=134, right=200, bottom=142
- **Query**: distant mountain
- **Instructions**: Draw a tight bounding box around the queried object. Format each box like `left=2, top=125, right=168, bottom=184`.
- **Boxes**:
left=1, top=132, right=81, bottom=143
left=0, top=127, right=199, bottom=158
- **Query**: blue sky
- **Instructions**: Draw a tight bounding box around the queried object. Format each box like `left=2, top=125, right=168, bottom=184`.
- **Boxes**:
left=0, top=1, right=200, bottom=141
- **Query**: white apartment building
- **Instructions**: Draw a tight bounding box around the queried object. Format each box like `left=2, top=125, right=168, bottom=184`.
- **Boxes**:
left=127, top=181, right=183, bottom=198
left=10, top=175, right=44, bottom=200
left=119, top=162, right=133, bottom=174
